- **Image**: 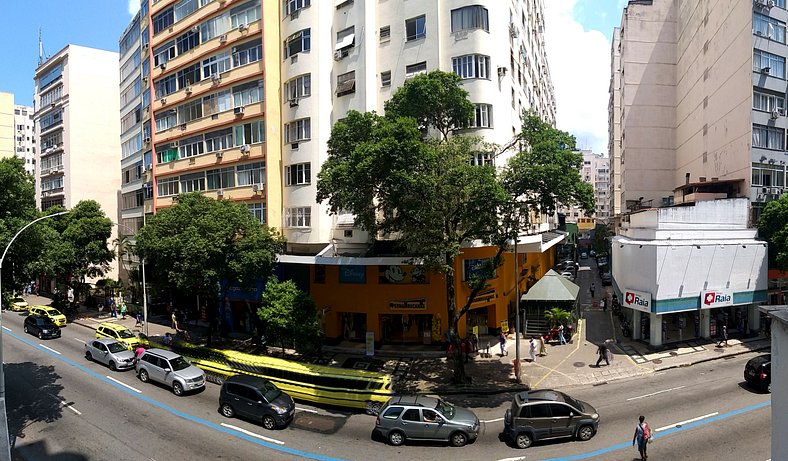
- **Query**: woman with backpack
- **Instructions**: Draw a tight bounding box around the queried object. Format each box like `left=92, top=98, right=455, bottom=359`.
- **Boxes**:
left=632, top=415, right=651, bottom=460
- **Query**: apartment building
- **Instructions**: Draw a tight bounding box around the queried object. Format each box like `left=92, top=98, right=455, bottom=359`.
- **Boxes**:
left=0, top=92, right=13, bottom=160
left=611, top=0, right=788, bottom=224
left=33, top=44, right=121, bottom=280
left=14, top=105, right=37, bottom=175
left=132, top=0, right=281, bottom=232
left=558, top=150, right=611, bottom=224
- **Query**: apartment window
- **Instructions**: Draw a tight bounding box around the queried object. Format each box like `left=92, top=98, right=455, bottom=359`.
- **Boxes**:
left=157, top=176, right=179, bottom=196
left=335, top=26, right=355, bottom=51
left=754, top=13, right=786, bottom=44
left=470, top=152, right=494, bottom=167
left=153, top=41, right=176, bottom=67
left=204, top=127, right=233, bottom=152
left=285, top=207, right=311, bottom=227
left=179, top=135, right=205, bottom=158
left=336, top=71, right=356, bottom=96
left=405, top=61, right=427, bottom=78
left=285, top=162, right=311, bottom=186
left=752, top=124, right=785, bottom=150
left=451, top=6, right=489, bottom=33
left=237, top=161, right=265, bottom=186
left=284, top=29, right=311, bottom=58
left=177, top=63, right=201, bottom=89
left=284, top=0, right=310, bottom=16
left=200, top=13, right=229, bottom=43
left=174, top=0, right=198, bottom=21
left=452, top=54, right=490, bottom=79
left=41, top=132, right=62, bottom=150
left=178, top=99, right=204, bottom=123
left=754, top=49, right=786, bottom=78
left=230, top=0, right=261, bottom=29
left=284, top=74, right=311, bottom=101
left=752, top=162, right=786, bottom=187
left=754, top=89, right=785, bottom=113
left=39, top=110, right=63, bottom=131
left=120, top=50, right=141, bottom=82
left=122, top=190, right=145, bottom=210
left=180, top=172, right=206, bottom=192
left=41, top=176, right=64, bottom=192
left=157, top=147, right=179, bottom=163
left=206, top=167, right=236, bottom=189
left=248, top=202, right=266, bottom=224
left=121, top=105, right=143, bottom=133
left=121, top=134, right=143, bottom=159
left=234, top=120, right=265, bottom=145
left=39, top=87, right=62, bottom=107
left=38, top=64, right=62, bottom=91
left=405, top=15, right=426, bottom=41
left=40, top=153, right=63, bottom=173
left=155, top=74, right=177, bottom=99
left=155, top=109, right=177, bottom=132
left=202, top=89, right=232, bottom=115
left=469, top=104, right=493, bottom=128
left=232, top=80, right=264, bottom=107
left=381, top=71, right=392, bottom=87
left=202, top=52, right=231, bottom=79
left=120, top=77, right=142, bottom=108
left=120, top=16, right=141, bottom=55
left=232, top=41, right=263, bottom=67
left=152, top=8, right=175, bottom=35
left=380, top=25, right=391, bottom=42
left=284, top=118, right=311, bottom=143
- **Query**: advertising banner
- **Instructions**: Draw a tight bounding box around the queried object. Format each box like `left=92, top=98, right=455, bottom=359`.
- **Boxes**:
left=701, top=290, right=734, bottom=309
left=622, top=289, right=652, bottom=313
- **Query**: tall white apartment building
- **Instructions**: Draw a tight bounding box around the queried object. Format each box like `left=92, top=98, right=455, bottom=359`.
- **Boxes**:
left=610, top=0, right=788, bottom=225
left=281, top=0, right=557, bottom=253
left=558, top=150, right=611, bottom=224
left=34, top=44, right=122, bottom=280
left=0, top=92, right=14, bottom=160
left=14, top=105, right=36, bottom=175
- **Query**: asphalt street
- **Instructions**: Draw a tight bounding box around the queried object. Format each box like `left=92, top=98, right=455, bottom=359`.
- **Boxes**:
left=2, top=308, right=771, bottom=461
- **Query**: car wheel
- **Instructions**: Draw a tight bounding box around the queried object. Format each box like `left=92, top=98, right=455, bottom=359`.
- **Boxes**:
left=220, top=404, right=235, bottom=418
left=450, top=431, right=468, bottom=447
left=262, top=415, right=276, bottom=430
left=38, top=331, right=44, bottom=339
left=109, top=361, right=117, bottom=372
left=85, top=351, right=93, bottom=361
left=23, top=326, right=29, bottom=334
left=172, top=382, right=184, bottom=396
left=138, top=369, right=149, bottom=383
left=515, top=432, right=533, bottom=449
left=577, top=425, right=594, bottom=441
left=388, top=430, right=405, bottom=446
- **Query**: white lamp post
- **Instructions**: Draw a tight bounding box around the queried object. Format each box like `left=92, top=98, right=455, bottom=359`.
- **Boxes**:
left=113, top=222, right=148, bottom=338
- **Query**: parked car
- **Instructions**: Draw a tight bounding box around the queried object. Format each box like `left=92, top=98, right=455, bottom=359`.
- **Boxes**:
left=219, top=374, right=295, bottom=429
left=11, top=297, right=29, bottom=312
left=744, top=354, right=771, bottom=392
left=85, top=338, right=136, bottom=371
left=600, top=273, right=612, bottom=286
left=504, top=389, right=599, bottom=449
left=96, top=322, right=141, bottom=351
left=580, top=252, right=588, bottom=259
left=135, top=348, right=205, bottom=396
left=589, top=250, right=596, bottom=257
left=560, top=271, right=575, bottom=281
left=28, top=305, right=67, bottom=327
left=23, top=315, right=61, bottom=339
left=375, top=395, right=480, bottom=447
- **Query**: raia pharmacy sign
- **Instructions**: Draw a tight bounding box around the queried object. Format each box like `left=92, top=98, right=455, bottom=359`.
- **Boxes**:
left=623, top=289, right=652, bottom=313
left=701, top=290, right=733, bottom=309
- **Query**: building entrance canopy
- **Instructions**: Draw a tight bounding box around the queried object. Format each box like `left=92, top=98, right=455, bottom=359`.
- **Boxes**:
left=522, top=269, right=580, bottom=302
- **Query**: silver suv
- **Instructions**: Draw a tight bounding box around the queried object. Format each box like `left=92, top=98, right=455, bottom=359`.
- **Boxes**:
left=374, top=395, right=480, bottom=447
left=135, top=348, right=205, bottom=396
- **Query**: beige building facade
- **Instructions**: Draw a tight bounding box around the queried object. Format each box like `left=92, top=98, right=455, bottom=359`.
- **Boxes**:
left=0, top=92, right=13, bottom=160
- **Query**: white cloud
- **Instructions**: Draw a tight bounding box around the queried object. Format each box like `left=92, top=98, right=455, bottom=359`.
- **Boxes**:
left=128, top=0, right=140, bottom=16
left=544, top=0, right=612, bottom=155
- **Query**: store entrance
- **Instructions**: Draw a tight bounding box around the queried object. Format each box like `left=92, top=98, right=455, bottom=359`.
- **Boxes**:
left=466, top=307, right=490, bottom=336
left=660, top=312, right=699, bottom=343
left=380, top=314, right=433, bottom=344
left=339, top=312, right=367, bottom=341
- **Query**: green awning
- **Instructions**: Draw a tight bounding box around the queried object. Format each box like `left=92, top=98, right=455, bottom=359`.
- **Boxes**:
left=522, top=269, right=580, bottom=302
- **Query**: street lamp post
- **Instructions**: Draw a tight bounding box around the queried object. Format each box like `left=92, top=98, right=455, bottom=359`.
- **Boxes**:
left=0, top=211, right=68, bottom=399
left=114, top=223, right=148, bottom=338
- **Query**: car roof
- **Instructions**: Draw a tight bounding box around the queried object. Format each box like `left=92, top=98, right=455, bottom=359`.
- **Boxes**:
left=387, top=395, right=438, bottom=408
left=748, top=354, right=771, bottom=365
left=94, top=337, right=121, bottom=345
left=515, top=389, right=567, bottom=405
left=226, top=374, right=270, bottom=387
left=143, top=348, right=181, bottom=360
left=28, top=315, right=55, bottom=323
left=98, top=322, right=130, bottom=331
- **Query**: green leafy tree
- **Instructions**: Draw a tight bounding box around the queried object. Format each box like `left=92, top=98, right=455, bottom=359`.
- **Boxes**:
left=258, top=277, right=322, bottom=355
left=544, top=307, right=572, bottom=328
left=759, top=194, right=788, bottom=271
left=135, top=193, right=284, bottom=345
left=591, top=224, right=612, bottom=256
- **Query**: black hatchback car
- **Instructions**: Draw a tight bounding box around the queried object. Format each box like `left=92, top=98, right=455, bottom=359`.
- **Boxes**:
left=744, top=354, right=771, bottom=392
left=23, top=315, right=61, bottom=339
left=219, top=374, right=295, bottom=430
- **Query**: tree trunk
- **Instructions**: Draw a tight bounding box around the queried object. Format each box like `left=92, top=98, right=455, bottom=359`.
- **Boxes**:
left=445, top=255, right=467, bottom=384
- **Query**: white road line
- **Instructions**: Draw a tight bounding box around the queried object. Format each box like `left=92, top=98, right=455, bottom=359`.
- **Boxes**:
left=626, top=386, right=685, bottom=401
left=106, top=376, right=142, bottom=394
left=47, top=393, right=82, bottom=415
left=38, top=344, right=61, bottom=355
left=481, top=417, right=504, bottom=423
left=220, top=423, right=285, bottom=445
left=73, top=338, right=86, bottom=344
left=2, top=327, right=12, bottom=332
left=497, top=457, right=528, bottom=461
left=296, top=407, right=319, bottom=414
left=654, top=412, right=719, bottom=432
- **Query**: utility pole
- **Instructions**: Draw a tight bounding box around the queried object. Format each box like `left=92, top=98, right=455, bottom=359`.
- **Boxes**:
left=514, top=226, right=522, bottom=383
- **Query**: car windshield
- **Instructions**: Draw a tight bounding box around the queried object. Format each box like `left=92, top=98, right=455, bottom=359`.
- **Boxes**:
left=45, top=309, right=61, bottom=316
left=260, top=381, right=282, bottom=402
left=107, top=342, right=127, bottom=353
left=37, top=318, right=54, bottom=326
left=12, top=297, right=24, bottom=303
left=169, top=356, right=191, bottom=371
left=559, top=392, right=583, bottom=411
left=435, top=399, right=456, bottom=420
left=116, top=329, right=135, bottom=339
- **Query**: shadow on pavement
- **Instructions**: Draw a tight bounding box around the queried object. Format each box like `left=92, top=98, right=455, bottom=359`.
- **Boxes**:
left=4, top=362, right=64, bottom=449
left=12, top=440, right=89, bottom=461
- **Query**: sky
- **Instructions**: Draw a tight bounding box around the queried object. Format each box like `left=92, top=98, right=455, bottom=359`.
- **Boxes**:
left=0, top=0, right=625, bottom=156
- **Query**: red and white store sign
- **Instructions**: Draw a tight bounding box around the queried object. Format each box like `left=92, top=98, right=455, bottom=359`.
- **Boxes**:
left=622, top=289, right=652, bottom=313
left=701, top=290, right=733, bottom=309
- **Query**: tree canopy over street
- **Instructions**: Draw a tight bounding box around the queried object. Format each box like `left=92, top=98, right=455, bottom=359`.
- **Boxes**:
left=258, top=277, right=321, bottom=355
left=759, top=194, right=788, bottom=272
left=317, top=70, right=594, bottom=383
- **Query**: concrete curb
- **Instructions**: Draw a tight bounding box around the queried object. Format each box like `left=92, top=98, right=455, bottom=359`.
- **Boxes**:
left=423, top=385, right=530, bottom=396
left=653, top=344, right=771, bottom=372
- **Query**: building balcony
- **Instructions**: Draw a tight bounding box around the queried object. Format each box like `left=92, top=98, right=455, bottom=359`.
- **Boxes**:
left=155, top=182, right=265, bottom=209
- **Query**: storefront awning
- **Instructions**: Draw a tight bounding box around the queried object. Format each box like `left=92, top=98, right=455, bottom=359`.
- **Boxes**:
left=522, top=269, right=580, bottom=302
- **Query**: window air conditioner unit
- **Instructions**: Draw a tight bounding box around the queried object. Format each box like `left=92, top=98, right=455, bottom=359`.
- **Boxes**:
left=289, top=98, right=299, bottom=107
left=768, top=0, right=776, bottom=7
left=191, top=25, right=200, bottom=33
left=212, top=74, right=221, bottom=84
left=497, top=67, right=507, bottom=77
left=217, top=189, right=225, bottom=196
left=159, top=63, right=166, bottom=71
left=509, top=24, right=518, bottom=38
left=290, top=10, right=300, bottom=20
left=142, top=44, right=149, bottom=53
left=189, top=157, right=196, bottom=164
left=252, top=183, right=261, bottom=192
left=771, top=109, right=781, bottom=119
left=761, top=66, right=771, bottom=74
left=219, top=34, right=227, bottom=44
left=169, top=142, right=179, bottom=148
left=142, top=76, right=148, bottom=84
left=755, top=30, right=763, bottom=36
left=234, top=106, right=245, bottom=115
left=185, top=86, right=192, bottom=94
left=141, top=165, right=147, bottom=173
left=238, top=23, right=249, bottom=32
left=144, top=137, right=151, bottom=144
left=454, top=30, right=468, bottom=41
left=216, top=151, right=223, bottom=159
left=240, top=144, right=250, bottom=154
left=160, top=98, right=167, bottom=105
left=763, top=187, right=769, bottom=193
left=333, top=50, right=344, bottom=61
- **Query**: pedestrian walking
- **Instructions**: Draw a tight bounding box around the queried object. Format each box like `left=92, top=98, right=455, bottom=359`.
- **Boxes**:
left=120, top=301, right=127, bottom=320
left=558, top=324, right=567, bottom=345
left=499, top=330, right=507, bottom=356
left=171, top=310, right=179, bottom=331
left=602, top=298, right=607, bottom=312
left=538, top=335, right=547, bottom=356
left=590, top=282, right=596, bottom=299
left=595, top=342, right=610, bottom=367
left=528, top=337, right=537, bottom=362
left=135, top=312, right=144, bottom=327
left=717, top=324, right=728, bottom=347
left=632, top=415, right=651, bottom=460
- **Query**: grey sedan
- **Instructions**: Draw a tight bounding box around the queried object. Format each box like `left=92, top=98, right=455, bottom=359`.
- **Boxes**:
left=85, top=338, right=136, bottom=371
